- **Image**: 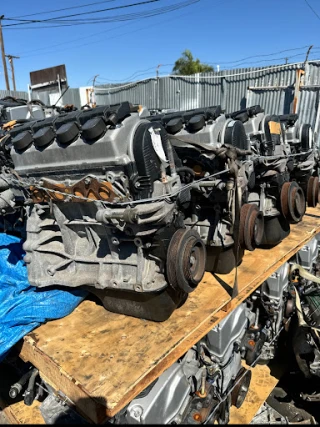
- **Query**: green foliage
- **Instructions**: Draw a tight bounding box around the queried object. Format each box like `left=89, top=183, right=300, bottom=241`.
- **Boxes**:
left=172, top=49, right=214, bottom=75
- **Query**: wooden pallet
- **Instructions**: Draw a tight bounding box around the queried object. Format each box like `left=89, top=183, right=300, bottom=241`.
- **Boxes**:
left=9, top=207, right=320, bottom=423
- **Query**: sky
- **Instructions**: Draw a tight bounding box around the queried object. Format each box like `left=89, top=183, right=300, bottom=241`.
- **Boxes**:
left=0, top=0, right=320, bottom=91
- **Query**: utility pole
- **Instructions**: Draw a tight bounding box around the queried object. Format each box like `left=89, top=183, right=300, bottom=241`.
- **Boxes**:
left=91, top=74, right=99, bottom=107
left=304, top=45, right=313, bottom=68
left=156, top=64, right=162, bottom=79
left=285, top=57, right=288, bottom=64
left=156, top=64, right=162, bottom=110
left=0, top=15, right=10, bottom=91
left=92, top=74, right=99, bottom=87
left=6, top=54, right=20, bottom=91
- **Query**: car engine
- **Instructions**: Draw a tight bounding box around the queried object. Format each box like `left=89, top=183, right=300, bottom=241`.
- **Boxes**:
left=280, top=113, right=320, bottom=208
left=4, top=102, right=199, bottom=321
left=113, top=304, right=253, bottom=425
left=291, top=236, right=320, bottom=379
left=147, top=106, right=263, bottom=273
left=228, top=105, right=306, bottom=247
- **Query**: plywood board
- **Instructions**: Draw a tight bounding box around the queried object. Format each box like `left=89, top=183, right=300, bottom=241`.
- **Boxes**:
left=17, top=208, right=320, bottom=423
left=229, top=364, right=281, bottom=424
left=0, top=398, right=45, bottom=425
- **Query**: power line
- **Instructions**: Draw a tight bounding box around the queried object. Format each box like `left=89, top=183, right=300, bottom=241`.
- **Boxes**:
left=14, top=20, right=136, bottom=56
left=2, top=0, right=198, bottom=28
left=11, top=0, right=117, bottom=19
left=97, top=64, right=174, bottom=83
left=11, top=3, right=199, bottom=60
left=223, top=51, right=316, bottom=69
left=207, top=45, right=312, bottom=66
left=2, top=0, right=161, bottom=26
left=304, top=0, right=320, bottom=20
left=2, top=0, right=199, bottom=29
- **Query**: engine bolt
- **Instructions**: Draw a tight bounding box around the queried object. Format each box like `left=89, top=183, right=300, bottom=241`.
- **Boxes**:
left=135, top=181, right=141, bottom=188
left=47, top=268, right=55, bottom=276
left=84, top=177, right=91, bottom=185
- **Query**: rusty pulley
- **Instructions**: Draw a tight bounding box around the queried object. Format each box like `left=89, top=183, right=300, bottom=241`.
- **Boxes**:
left=166, top=228, right=206, bottom=294
left=231, top=367, right=252, bottom=409
left=280, top=181, right=306, bottom=224
left=307, top=175, right=319, bottom=208
left=239, top=203, right=264, bottom=251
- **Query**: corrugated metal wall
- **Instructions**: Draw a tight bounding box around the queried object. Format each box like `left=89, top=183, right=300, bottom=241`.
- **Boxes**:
left=31, top=87, right=81, bottom=109
left=94, top=62, right=302, bottom=113
left=0, top=88, right=81, bottom=109
left=0, top=89, right=29, bottom=100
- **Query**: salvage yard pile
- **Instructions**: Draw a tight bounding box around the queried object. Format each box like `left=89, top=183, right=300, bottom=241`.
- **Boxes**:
left=0, top=98, right=320, bottom=424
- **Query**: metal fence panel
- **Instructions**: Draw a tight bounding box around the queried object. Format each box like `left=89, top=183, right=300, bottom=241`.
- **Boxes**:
left=93, top=62, right=305, bottom=113
left=0, top=90, right=29, bottom=100
left=62, top=88, right=81, bottom=109
left=95, top=79, right=158, bottom=108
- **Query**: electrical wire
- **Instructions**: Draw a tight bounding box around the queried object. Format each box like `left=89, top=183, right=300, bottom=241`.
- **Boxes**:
left=2, top=0, right=199, bottom=28
left=223, top=52, right=317, bottom=69
left=208, top=45, right=313, bottom=66
left=304, top=0, right=320, bottom=20
left=3, top=0, right=160, bottom=26
left=14, top=20, right=136, bottom=56
left=17, top=4, right=198, bottom=59
left=96, top=64, right=174, bottom=83
left=11, top=0, right=117, bottom=19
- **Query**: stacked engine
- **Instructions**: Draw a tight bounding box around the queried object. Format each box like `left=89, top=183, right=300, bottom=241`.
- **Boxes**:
left=147, top=106, right=263, bottom=272
left=228, top=105, right=308, bottom=246
left=280, top=113, right=320, bottom=208
left=0, top=101, right=316, bottom=322
left=114, top=304, right=253, bottom=425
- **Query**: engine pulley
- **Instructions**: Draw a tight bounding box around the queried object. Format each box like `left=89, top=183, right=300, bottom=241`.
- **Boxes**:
left=231, top=367, right=252, bottom=409
left=167, top=228, right=206, bottom=294
left=307, top=175, right=319, bottom=208
left=280, top=181, right=306, bottom=224
left=239, top=203, right=264, bottom=251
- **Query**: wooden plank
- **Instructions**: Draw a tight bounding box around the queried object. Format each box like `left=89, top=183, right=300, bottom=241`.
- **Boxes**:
left=17, top=207, right=320, bottom=423
left=229, top=364, right=281, bottom=424
left=0, top=398, right=45, bottom=425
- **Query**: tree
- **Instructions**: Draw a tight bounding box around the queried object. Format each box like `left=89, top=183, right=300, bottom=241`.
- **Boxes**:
left=172, top=49, right=214, bottom=75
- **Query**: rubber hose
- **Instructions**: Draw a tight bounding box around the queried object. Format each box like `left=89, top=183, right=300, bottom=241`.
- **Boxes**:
left=24, top=368, right=39, bottom=406
left=9, top=369, right=34, bottom=399
left=176, top=166, right=196, bottom=177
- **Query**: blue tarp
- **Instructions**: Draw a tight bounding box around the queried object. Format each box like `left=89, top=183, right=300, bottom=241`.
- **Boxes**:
left=0, top=233, right=88, bottom=362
